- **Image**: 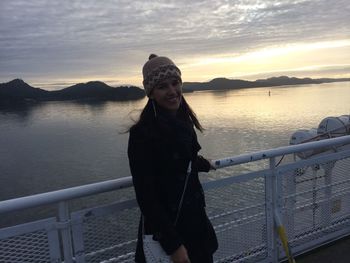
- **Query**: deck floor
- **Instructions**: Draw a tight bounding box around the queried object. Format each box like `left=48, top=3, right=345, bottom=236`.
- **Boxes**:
left=295, top=235, right=350, bottom=263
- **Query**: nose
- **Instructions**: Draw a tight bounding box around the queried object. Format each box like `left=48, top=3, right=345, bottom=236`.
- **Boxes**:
left=167, top=83, right=178, bottom=94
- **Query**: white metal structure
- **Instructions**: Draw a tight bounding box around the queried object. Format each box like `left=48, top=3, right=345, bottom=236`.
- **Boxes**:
left=1, top=135, right=350, bottom=263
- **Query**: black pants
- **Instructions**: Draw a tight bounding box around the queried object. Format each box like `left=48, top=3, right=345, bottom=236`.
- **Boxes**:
left=136, top=255, right=213, bottom=263
left=136, top=250, right=213, bottom=263
left=188, top=251, right=214, bottom=263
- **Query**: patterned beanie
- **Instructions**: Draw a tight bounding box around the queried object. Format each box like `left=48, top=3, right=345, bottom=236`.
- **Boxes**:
left=142, top=54, right=182, bottom=96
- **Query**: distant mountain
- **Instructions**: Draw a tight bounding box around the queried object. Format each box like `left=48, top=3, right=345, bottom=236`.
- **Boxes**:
left=0, top=79, right=50, bottom=101
left=1, top=76, right=350, bottom=105
left=254, top=76, right=348, bottom=86
left=183, top=78, right=270, bottom=91
left=183, top=76, right=350, bottom=92
left=0, top=79, right=145, bottom=104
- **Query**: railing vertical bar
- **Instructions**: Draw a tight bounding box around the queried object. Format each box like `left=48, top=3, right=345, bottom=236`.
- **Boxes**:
left=71, top=214, right=86, bottom=263
left=58, top=201, right=74, bottom=263
left=276, top=161, right=284, bottom=260
left=266, top=157, right=278, bottom=262
left=46, top=222, right=63, bottom=263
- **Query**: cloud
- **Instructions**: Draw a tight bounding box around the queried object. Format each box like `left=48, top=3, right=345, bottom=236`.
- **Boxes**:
left=0, top=0, right=349, bottom=84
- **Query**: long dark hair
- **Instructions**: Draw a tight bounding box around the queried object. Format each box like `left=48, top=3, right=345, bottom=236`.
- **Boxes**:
left=131, top=95, right=204, bottom=132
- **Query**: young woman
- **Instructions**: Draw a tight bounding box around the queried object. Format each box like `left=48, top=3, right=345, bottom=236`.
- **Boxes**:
left=128, top=54, right=218, bottom=263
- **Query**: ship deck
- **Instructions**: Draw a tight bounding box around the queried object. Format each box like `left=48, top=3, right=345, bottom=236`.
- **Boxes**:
left=297, top=235, right=350, bottom=263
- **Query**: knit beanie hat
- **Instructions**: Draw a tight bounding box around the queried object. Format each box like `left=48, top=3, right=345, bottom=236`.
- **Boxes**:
left=142, top=54, right=182, bottom=96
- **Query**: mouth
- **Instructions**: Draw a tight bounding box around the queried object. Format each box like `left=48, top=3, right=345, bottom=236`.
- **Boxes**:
left=166, top=96, right=179, bottom=103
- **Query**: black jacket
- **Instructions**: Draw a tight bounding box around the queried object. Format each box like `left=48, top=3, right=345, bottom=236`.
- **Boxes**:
left=128, top=110, right=218, bottom=262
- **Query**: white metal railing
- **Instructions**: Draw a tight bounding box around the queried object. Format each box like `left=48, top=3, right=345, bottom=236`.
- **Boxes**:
left=0, top=177, right=133, bottom=214
left=1, top=135, right=350, bottom=263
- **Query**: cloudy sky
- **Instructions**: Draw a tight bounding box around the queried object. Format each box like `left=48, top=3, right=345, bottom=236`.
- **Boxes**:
left=0, top=0, right=349, bottom=89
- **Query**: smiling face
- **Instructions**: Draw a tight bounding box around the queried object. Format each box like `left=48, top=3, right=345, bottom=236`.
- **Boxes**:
left=150, top=77, right=182, bottom=114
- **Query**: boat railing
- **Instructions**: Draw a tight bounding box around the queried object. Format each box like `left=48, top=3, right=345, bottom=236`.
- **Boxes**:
left=1, top=135, right=350, bottom=263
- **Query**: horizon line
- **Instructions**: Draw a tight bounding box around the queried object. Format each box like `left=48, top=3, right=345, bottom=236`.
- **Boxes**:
left=3, top=75, right=350, bottom=89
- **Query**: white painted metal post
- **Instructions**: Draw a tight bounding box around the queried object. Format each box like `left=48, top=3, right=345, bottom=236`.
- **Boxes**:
left=266, top=157, right=279, bottom=262
left=58, top=201, right=74, bottom=263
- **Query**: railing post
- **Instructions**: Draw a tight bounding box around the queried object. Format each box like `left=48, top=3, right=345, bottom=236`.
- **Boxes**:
left=58, top=201, right=74, bottom=263
left=266, top=157, right=279, bottom=262
left=276, top=160, right=285, bottom=261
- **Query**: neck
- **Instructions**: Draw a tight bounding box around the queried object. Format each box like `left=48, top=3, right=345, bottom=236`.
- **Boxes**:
left=168, top=109, right=178, bottom=116
left=159, top=106, right=178, bottom=117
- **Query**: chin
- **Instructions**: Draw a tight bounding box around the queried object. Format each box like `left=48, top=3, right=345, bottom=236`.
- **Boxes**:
left=170, top=102, right=181, bottom=111
left=161, top=101, right=181, bottom=112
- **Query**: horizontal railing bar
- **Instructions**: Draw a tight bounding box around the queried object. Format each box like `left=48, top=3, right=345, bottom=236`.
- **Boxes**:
left=291, top=188, right=350, bottom=212
left=212, top=135, right=350, bottom=169
left=203, top=168, right=268, bottom=191
left=215, top=244, right=267, bottom=263
left=215, top=212, right=265, bottom=230
left=276, top=148, right=350, bottom=174
left=85, top=239, right=137, bottom=257
left=209, top=202, right=266, bottom=221
left=291, top=216, right=350, bottom=242
left=283, top=177, right=350, bottom=199
left=1, top=135, right=349, bottom=214
left=97, top=252, right=135, bottom=262
left=0, top=177, right=133, bottom=214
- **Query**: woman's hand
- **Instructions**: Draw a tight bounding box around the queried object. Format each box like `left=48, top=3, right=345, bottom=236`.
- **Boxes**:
left=208, top=159, right=217, bottom=170
left=196, top=155, right=216, bottom=172
left=171, top=245, right=191, bottom=263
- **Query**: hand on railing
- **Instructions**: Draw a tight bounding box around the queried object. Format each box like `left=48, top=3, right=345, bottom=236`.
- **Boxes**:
left=208, top=159, right=216, bottom=170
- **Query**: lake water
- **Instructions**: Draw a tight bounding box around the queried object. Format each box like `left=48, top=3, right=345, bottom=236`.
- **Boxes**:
left=1, top=82, right=350, bottom=203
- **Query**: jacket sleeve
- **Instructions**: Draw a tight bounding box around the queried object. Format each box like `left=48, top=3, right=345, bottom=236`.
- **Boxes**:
left=191, top=128, right=211, bottom=173
left=128, top=126, right=182, bottom=255
left=195, top=155, right=212, bottom=172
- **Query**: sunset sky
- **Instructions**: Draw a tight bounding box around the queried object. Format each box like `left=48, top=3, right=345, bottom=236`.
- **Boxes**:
left=0, top=0, right=349, bottom=90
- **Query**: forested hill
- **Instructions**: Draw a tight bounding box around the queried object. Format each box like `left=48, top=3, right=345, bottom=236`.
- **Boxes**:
left=0, top=79, right=146, bottom=103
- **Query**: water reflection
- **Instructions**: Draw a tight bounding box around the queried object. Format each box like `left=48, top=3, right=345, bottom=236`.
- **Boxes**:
left=73, top=100, right=109, bottom=113
left=0, top=102, right=44, bottom=124
left=0, top=99, right=146, bottom=126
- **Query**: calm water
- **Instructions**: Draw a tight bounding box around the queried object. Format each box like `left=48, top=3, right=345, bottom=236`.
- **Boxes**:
left=1, top=82, right=350, bottom=202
